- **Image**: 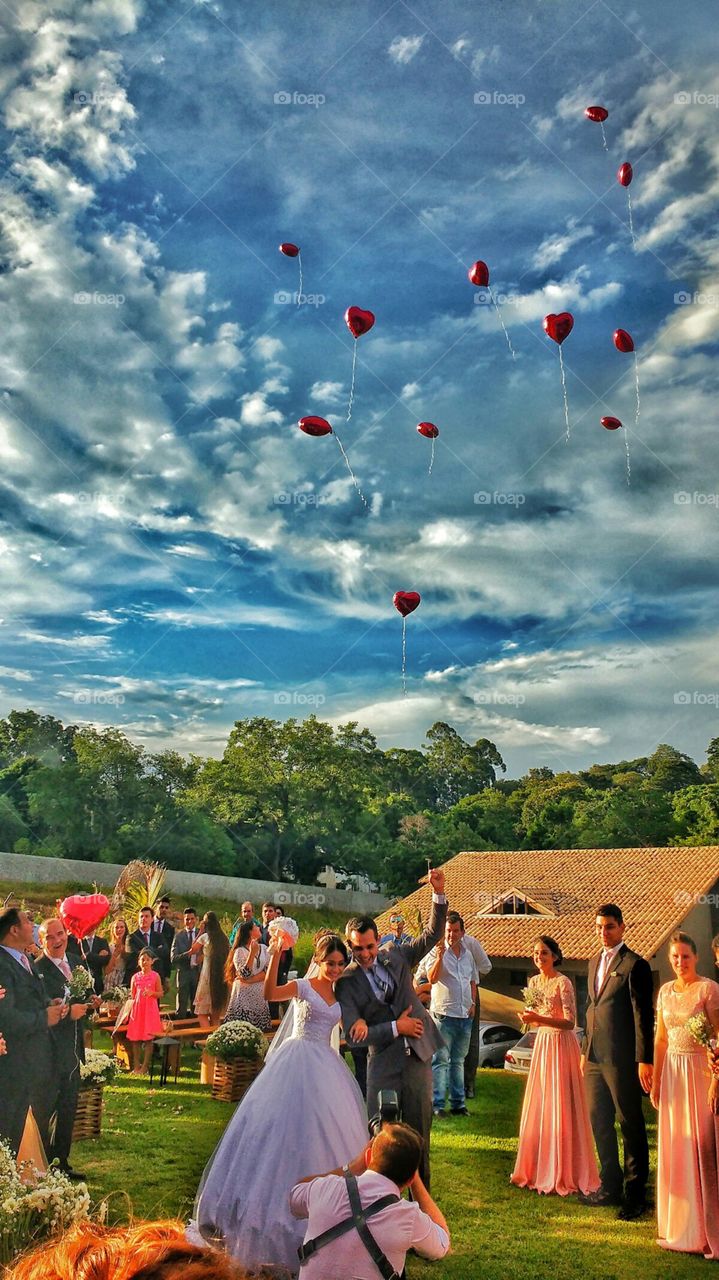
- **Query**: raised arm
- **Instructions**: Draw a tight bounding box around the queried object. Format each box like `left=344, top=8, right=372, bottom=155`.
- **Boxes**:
left=263, top=937, right=298, bottom=1003
left=402, top=869, right=448, bottom=969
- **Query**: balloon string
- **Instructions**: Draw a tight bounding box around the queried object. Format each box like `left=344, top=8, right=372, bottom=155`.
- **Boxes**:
left=600, top=122, right=608, bottom=152
left=489, top=285, right=516, bottom=360
left=627, top=191, right=636, bottom=249
left=633, top=350, right=641, bottom=426
left=401, top=616, right=407, bottom=696
left=624, top=424, right=631, bottom=487
left=297, top=252, right=303, bottom=306
left=346, top=342, right=357, bottom=421
left=428, top=436, right=435, bottom=476
left=334, top=432, right=369, bottom=509
left=558, top=345, right=571, bottom=443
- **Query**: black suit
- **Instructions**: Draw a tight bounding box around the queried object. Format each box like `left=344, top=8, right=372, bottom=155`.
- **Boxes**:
left=79, top=935, right=111, bottom=996
left=0, top=947, right=55, bottom=1156
left=35, top=955, right=87, bottom=1169
left=125, top=928, right=160, bottom=981
left=151, top=919, right=174, bottom=982
left=582, top=943, right=654, bottom=1204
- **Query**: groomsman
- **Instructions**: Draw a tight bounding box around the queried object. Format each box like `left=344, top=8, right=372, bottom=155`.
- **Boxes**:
left=0, top=907, right=66, bottom=1155
left=171, top=907, right=201, bottom=1017
left=79, top=930, right=111, bottom=996
left=580, top=902, right=654, bottom=1219
left=125, top=906, right=159, bottom=981
left=152, top=898, right=175, bottom=989
left=36, top=918, right=92, bottom=1178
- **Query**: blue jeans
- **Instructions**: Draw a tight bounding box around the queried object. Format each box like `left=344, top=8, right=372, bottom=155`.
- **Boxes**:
left=432, top=1014, right=474, bottom=1109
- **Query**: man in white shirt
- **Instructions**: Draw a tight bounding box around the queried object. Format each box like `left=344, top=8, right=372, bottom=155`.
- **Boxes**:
left=415, top=911, right=478, bottom=1117
left=290, top=1122, right=449, bottom=1279
left=461, top=931, right=492, bottom=1100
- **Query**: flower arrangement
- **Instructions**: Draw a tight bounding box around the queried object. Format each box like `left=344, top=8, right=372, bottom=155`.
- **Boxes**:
left=80, top=1049, right=118, bottom=1087
left=67, top=965, right=94, bottom=1002
left=686, top=1014, right=718, bottom=1050
left=268, top=915, right=299, bottom=950
left=520, top=985, right=547, bottom=1027
left=0, top=1140, right=90, bottom=1263
left=206, top=1020, right=268, bottom=1063
left=103, top=984, right=130, bottom=1005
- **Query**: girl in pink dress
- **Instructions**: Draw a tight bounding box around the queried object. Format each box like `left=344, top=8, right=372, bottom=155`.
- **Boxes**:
left=651, top=930, right=719, bottom=1259
left=511, top=935, right=600, bottom=1196
left=126, top=948, right=164, bottom=1075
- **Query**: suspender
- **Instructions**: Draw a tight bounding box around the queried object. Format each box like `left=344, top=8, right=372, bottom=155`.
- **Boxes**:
left=298, top=1169, right=401, bottom=1280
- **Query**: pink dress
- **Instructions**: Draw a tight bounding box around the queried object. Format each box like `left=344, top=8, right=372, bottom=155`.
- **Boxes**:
left=656, top=978, right=719, bottom=1258
left=511, top=973, right=600, bottom=1196
left=127, top=971, right=164, bottom=1041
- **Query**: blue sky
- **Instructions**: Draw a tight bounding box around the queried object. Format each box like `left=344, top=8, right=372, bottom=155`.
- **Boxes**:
left=0, top=0, right=717, bottom=774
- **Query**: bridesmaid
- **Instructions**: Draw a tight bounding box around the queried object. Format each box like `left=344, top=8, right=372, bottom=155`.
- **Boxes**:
left=511, top=935, right=600, bottom=1196
left=651, top=931, right=719, bottom=1258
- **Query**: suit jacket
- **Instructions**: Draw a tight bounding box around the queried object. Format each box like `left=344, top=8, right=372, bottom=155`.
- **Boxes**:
left=582, top=943, right=655, bottom=1067
left=35, top=955, right=87, bottom=1075
left=125, top=928, right=162, bottom=980
left=170, top=928, right=201, bottom=975
left=79, top=935, right=111, bottom=995
left=336, top=898, right=448, bottom=1065
left=0, top=948, right=52, bottom=1086
left=151, top=920, right=174, bottom=979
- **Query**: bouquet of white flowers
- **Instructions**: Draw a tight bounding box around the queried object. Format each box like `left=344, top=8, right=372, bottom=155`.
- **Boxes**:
left=103, top=984, right=130, bottom=1005
left=686, top=1013, right=717, bottom=1050
left=206, top=1020, right=268, bottom=1063
left=520, top=985, right=547, bottom=1027
left=268, top=915, right=299, bottom=950
left=80, top=1048, right=118, bottom=1087
left=67, top=965, right=94, bottom=1002
left=0, top=1139, right=90, bottom=1263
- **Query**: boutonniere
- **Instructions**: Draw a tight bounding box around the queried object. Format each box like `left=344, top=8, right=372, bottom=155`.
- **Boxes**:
left=376, top=954, right=390, bottom=970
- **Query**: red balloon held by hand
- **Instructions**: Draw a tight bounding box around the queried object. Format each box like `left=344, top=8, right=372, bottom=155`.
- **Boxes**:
left=617, top=162, right=633, bottom=187
left=613, top=328, right=634, bottom=353
left=279, top=242, right=300, bottom=257
left=543, top=312, right=574, bottom=345
left=60, top=893, right=111, bottom=940
left=585, top=105, right=608, bottom=122
left=345, top=306, right=375, bottom=339
left=601, top=416, right=622, bottom=431
left=393, top=591, right=421, bottom=617
left=417, top=422, right=439, bottom=439
left=468, top=260, right=489, bottom=287
left=298, top=415, right=332, bottom=437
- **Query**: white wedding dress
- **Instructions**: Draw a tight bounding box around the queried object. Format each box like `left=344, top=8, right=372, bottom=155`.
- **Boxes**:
left=191, top=978, right=368, bottom=1275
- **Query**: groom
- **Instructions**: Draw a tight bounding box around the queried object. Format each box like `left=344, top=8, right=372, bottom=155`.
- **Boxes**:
left=336, top=867, right=447, bottom=1188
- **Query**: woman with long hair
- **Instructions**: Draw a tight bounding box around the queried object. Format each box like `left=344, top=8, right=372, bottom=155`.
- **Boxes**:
left=191, top=931, right=367, bottom=1275
left=221, top=920, right=270, bottom=1032
left=652, top=931, right=719, bottom=1258
left=194, top=912, right=230, bottom=1028
left=103, top=917, right=129, bottom=992
left=511, top=935, right=599, bottom=1196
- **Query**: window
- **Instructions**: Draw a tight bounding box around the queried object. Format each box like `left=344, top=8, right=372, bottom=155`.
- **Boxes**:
left=483, top=1025, right=520, bottom=1044
left=477, top=888, right=553, bottom=918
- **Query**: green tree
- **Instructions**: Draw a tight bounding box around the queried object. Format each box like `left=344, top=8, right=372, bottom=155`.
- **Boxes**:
left=671, top=784, right=719, bottom=845
left=0, top=710, right=77, bottom=768
left=424, top=723, right=505, bottom=810
left=645, top=744, right=702, bottom=792
left=572, top=784, right=675, bottom=847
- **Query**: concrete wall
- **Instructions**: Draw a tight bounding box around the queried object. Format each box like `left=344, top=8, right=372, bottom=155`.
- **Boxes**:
left=0, top=851, right=389, bottom=916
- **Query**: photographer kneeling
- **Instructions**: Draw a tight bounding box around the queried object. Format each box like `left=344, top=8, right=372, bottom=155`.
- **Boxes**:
left=290, top=1122, right=449, bottom=1279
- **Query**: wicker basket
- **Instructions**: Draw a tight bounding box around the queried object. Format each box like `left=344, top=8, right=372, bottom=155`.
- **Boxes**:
left=211, top=1056, right=263, bottom=1102
left=72, top=1083, right=103, bottom=1140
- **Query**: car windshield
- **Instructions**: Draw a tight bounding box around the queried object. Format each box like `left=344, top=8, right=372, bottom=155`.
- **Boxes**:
left=513, top=1031, right=537, bottom=1049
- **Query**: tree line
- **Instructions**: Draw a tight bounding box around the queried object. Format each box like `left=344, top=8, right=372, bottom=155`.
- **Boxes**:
left=0, top=709, right=717, bottom=896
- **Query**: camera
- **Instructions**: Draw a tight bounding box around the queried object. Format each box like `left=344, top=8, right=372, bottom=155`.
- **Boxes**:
left=368, top=1088, right=400, bottom=1136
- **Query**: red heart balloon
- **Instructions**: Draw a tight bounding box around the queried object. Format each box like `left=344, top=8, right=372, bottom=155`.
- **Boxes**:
left=585, top=105, right=608, bottom=122
left=417, top=422, right=439, bottom=439
left=393, top=591, right=421, bottom=617
left=600, top=416, right=622, bottom=431
left=279, top=242, right=300, bottom=257
left=60, top=893, right=111, bottom=940
left=298, top=415, right=333, bottom=437
left=613, top=328, right=634, bottom=353
left=543, top=312, right=574, bottom=345
left=468, top=260, right=489, bottom=287
left=345, top=306, right=375, bottom=339
left=617, top=162, right=633, bottom=188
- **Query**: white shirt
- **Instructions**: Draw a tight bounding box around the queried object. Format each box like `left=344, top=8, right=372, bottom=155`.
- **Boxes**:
left=463, top=935, right=492, bottom=977
left=416, top=941, right=478, bottom=1018
left=49, top=953, right=73, bottom=981
left=290, top=1170, right=449, bottom=1278
left=595, top=942, right=623, bottom=994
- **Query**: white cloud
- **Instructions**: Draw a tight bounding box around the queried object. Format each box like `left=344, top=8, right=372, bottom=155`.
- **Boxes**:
left=532, top=223, right=594, bottom=270
left=388, top=36, right=424, bottom=65
left=310, top=380, right=344, bottom=403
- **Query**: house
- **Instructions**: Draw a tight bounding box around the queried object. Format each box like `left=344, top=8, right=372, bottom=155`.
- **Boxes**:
left=379, top=846, right=719, bottom=1021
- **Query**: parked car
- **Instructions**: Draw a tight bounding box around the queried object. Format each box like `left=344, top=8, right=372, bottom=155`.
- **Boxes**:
left=504, top=1027, right=584, bottom=1075
left=476, top=1021, right=523, bottom=1067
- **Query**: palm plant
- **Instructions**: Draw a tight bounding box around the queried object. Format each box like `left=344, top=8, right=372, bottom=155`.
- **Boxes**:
left=111, top=859, right=167, bottom=919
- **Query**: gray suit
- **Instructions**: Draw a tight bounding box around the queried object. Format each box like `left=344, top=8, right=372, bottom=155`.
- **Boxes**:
left=336, top=897, right=447, bottom=1187
left=170, top=927, right=200, bottom=1016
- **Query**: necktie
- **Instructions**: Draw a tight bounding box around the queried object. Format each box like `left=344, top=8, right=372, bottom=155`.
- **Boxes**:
left=373, top=963, right=393, bottom=1001
left=59, top=957, right=72, bottom=980
left=20, top=953, right=32, bottom=974
left=597, top=950, right=611, bottom=993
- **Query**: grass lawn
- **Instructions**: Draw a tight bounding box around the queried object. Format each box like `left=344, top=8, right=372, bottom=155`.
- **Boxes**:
left=76, top=1047, right=708, bottom=1280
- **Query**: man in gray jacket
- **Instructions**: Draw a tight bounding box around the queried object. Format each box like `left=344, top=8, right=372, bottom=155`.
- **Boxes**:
left=336, top=868, right=447, bottom=1188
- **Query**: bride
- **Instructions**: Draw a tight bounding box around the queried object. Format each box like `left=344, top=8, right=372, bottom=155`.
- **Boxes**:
left=191, top=931, right=368, bottom=1275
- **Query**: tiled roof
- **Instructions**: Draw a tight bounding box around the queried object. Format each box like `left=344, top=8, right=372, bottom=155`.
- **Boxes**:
left=379, top=847, right=719, bottom=961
